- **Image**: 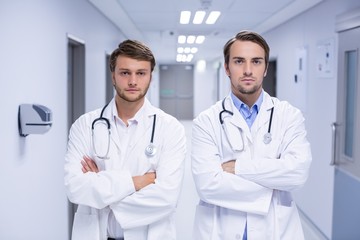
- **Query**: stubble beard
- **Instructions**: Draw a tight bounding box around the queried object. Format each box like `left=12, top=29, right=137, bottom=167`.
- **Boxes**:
left=237, top=84, right=261, bottom=95
left=115, top=84, right=150, bottom=103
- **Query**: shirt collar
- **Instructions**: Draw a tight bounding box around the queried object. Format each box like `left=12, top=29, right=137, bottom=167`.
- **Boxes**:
left=231, top=90, right=264, bottom=113
left=111, top=99, right=146, bottom=124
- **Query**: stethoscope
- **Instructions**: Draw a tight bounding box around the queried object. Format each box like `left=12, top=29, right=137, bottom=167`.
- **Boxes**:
left=91, top=103, right=157, bottom=159
left=219, top=98, right=274, bottom=147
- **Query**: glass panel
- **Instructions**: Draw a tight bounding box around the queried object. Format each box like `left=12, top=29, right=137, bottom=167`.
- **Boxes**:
left=344, top=50, right=357, bottom=159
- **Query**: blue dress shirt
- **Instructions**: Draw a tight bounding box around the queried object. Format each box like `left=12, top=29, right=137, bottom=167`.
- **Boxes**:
left=230, top=91, right=264, bottom=240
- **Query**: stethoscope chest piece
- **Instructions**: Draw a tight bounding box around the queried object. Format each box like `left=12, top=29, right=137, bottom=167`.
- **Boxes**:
left=263, top=132, right=272, bottom=144
left=145, top=143, right=157, bottom=157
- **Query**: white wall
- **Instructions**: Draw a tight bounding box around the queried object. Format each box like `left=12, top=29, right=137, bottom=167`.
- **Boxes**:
left=193, top=59, right=223, bottom=117
left=0, top=0, right=124, bottom=239
left=263, top=0, right=360, bottom=238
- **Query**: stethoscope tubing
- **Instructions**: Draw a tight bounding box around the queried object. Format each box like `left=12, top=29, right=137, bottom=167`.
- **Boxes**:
left=220, top=97, right=274, bottom=145
left=91, top=102, right=157, bottom=159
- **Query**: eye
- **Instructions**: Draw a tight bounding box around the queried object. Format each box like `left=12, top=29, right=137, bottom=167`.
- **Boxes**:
left=234, top=59, right=244, bottom=64
left=119, top=71, right=130, bottom=76
left=252, top=59, right=263, bottom=65
left=137, top=71, right=146, bottom=76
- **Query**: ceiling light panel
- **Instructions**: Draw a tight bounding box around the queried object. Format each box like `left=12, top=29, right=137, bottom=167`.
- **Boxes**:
left=186, top=35, right=196, bottom=44
left=193, top=11, right=206, bottom=24
left=191, top=47, right=198, bottom=54
left=195, top=35, right=205, bottom=44
left=206, top=11, right=221, bottom=24
left=178, top=35, right=186, bottom=44
left=180, top=11, right=191, bottom=24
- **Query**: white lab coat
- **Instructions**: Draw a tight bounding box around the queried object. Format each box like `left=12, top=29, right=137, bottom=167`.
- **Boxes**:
left=191, top=92, right=312, bottom=240
left=64, top=98, right=186, bottom=240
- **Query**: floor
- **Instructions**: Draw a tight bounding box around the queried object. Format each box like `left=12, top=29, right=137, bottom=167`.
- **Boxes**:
left=176, top=120, right=328, bottom=240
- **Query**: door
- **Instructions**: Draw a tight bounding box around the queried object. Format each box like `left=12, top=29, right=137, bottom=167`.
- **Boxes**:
left=67, top=35, right=86, bottom=239
left=263, top=59, right=277, bottom=97
left=159, top=64, right=194, bottom=119
left=332, top=20, right=360, bottom=239
left=68, top=36, right=85, bottom=126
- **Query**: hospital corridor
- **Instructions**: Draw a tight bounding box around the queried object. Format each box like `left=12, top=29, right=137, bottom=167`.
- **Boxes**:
left=2, top=0, right=360, bottom=239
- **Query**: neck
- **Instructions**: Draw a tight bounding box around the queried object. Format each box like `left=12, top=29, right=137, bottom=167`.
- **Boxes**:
left=115, top=96, right=145, bottom=124
left=237, top=91, right=260, bottom=107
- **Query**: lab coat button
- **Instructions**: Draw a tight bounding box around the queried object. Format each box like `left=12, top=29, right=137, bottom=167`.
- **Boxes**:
left=235, top=234, right=241, bottom=239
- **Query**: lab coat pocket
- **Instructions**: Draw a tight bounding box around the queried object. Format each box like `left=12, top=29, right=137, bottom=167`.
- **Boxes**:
left=275, top=192, right=304, bottom=240
left=72, top=212, right=100, bottom=240
left=193, top=203, right=216, bottom=240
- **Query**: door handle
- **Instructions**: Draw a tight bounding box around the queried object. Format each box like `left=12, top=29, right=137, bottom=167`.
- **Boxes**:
left=331, top=122, right=340, bottom=165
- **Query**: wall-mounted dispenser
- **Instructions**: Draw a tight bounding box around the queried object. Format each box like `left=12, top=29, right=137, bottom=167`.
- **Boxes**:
left=18, top=104, right=53, bottom=137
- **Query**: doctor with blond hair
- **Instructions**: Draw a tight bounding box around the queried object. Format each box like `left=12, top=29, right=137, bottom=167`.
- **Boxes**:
left=65, top=39, right=186, bottom=240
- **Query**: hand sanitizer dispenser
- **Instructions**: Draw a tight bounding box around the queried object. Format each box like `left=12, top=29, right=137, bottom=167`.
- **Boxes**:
left=18, top=104, right=53, bottom=137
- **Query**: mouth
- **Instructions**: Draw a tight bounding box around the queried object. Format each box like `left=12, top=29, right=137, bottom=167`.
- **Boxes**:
left=241, top=78, right=254, bottom=83
left=126, top=88, right=139, bottom=93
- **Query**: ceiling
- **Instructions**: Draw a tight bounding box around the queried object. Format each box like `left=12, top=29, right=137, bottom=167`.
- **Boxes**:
left=88, top=0, right=323, bottom=64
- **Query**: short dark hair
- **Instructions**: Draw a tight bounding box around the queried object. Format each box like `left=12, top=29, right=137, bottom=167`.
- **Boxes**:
left=223, top=30, right=270, bottom=67
left=109, top=39, right=156, bottom=72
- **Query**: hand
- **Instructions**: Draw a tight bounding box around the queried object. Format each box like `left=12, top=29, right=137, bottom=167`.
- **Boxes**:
left=81, top=156, right=99, bottom=173
left=132, top=172, right=156, bottom=191
left=222, top=160, right=235, bottom=174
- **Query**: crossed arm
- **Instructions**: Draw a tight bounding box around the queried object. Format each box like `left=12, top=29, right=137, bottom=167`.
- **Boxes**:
left=81, top=156, right=156, bottom=191
left=221, top=160, right=235, bottom=174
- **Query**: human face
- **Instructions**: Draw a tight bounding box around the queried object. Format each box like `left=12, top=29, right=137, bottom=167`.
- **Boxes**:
left=112, top=55, right=152, bottom=104
left=225, top=40, right=267, bottom=104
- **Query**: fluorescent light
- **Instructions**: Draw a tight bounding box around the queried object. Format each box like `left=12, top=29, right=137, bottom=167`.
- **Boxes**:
left=186, top=54, right=194, bottom=62
left=181, top=54, right=187, bottom=62
left=180, top=11, right=191, bottom=24
left=206, top=11, right=221, bottom=24
left=193, top=11, right=206, bottom=24
left=176, top=54, right=194, bottom=62
left=191, top=47, right=198, bottom=53
left=178, top=35, right=186, bottom=44
left=176, top=54, right=183, bottom=62
left=177, top=47, right=184, bottom=53
left=187, top=35, right=196, bottom=44
left=195, top=35, right=205, bottom=44
left=184, top=47, right=191, bottom=53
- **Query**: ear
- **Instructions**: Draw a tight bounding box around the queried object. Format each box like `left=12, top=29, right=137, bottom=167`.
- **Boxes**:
left=224, top=63, right=230, bottom=77
left=263, top=65, right=268, bottom=77
left=111, top=73, right=116, bottom=86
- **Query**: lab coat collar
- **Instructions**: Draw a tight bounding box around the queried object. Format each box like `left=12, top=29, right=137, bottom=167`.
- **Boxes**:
left=225, top=91, right=275, bottom=143
left=224, top=95, right=253, bottom=143
left=252, top=91, right=275, bottom=133
left=102, top=98, right=157, bottom=151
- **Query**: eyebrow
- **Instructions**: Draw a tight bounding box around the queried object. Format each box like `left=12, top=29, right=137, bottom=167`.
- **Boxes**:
left=232, top=56, right=264, bottom=60
left=117, top=68, right=149, bottom=71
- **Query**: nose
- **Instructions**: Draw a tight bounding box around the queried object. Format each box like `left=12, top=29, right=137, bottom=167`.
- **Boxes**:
left=243, top=62, right=252, bottom=76
left=128, top=74, right=137, bottom=86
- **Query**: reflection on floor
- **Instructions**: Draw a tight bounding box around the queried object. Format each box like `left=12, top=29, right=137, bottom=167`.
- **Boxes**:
left=175, top=120, right=328, bottom=240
